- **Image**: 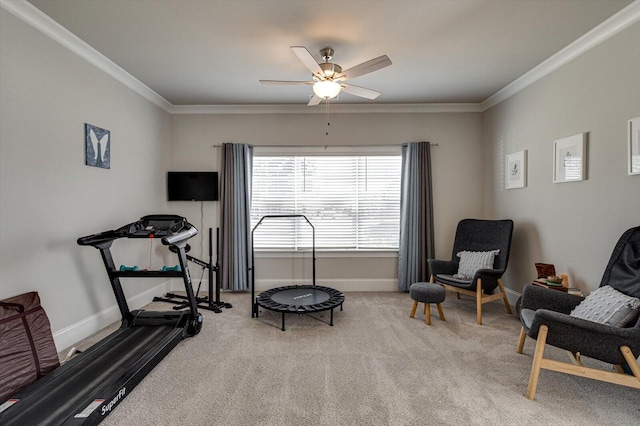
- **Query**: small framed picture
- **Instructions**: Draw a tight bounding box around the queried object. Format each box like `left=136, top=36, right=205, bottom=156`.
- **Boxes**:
left=629, top=117, right=640, bottom=175
left=85, top=123, right=110, bottom=169
left=553, top=133, right=586, bottom=183
left=505, top=150, right=527, bottom=189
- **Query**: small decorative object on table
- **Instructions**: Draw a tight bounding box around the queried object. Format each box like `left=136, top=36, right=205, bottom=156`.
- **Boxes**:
left=534, top=263, right=556, bottom=279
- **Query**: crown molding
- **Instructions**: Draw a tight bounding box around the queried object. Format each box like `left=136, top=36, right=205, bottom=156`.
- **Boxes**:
left=1, top=0, right=173, bottom=112
left=4, top=0, right=638, bottom=115
left=170, top=103, right=483, bottom=114
left=481, top=0, right=640, bottom=111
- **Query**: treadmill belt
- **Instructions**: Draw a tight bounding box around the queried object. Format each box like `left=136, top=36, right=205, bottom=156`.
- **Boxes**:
left=1, top=324, right=183, bottom=425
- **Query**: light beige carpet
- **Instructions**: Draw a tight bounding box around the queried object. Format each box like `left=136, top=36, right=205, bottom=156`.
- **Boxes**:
left=68, top=291, right=639, bottom=425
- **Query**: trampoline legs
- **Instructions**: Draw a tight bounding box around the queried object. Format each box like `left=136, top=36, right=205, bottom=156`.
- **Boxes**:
left=253, top=299, right=259, bottom=318
left=331, top=303, right=344, bottom=325
left=254, top=285, right=344, bottom=331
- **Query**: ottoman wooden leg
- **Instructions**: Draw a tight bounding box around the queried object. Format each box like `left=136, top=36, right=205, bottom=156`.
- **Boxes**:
left=425, top=303, right=432, bottom=325
left=410, top=300, right=418, bottom=318
left=436, top=303, right=445, bottom=321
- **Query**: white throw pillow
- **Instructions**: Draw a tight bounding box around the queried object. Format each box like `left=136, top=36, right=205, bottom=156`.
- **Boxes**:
left=454, top=250, right=500, bottom=280
left=570, top=285, right=640, bottom=327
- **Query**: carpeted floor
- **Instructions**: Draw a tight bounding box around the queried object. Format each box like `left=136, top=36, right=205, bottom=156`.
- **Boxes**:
left=70, top=291, right=639, bottom=425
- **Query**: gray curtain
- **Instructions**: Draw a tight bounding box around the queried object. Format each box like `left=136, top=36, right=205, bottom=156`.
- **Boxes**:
left=220, top=143, right=253, bottom=291
left=398, top=141, right=435, bottom=291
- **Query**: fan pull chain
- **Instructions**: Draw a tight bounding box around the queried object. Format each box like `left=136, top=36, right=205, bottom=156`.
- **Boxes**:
left=325, top=99, right=330, bottom=136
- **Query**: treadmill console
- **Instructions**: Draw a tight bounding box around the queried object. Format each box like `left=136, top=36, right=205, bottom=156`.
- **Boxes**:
left=78, top=214, right=197, bottom=248
left=120, top=215, right=189, bottom=238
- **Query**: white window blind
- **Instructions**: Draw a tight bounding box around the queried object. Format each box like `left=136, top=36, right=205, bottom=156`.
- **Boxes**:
left=251, top=154, right=401, bottom=250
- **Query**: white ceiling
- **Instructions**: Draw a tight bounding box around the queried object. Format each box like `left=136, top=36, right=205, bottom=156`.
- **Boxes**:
left=24, top=0, right=635, bottom=107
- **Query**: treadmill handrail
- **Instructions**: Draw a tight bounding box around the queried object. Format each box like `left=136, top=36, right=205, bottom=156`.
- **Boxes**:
left=77, top=230, right=120, bottom=247
left=161, top=226, right=198, bottom=246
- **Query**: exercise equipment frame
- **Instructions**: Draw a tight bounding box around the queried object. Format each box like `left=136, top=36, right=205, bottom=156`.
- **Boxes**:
left=250, top=214, right=344, bottom=331
left=0, top=215, right=202, bottom=425
left=154, top=227, right=232, bottom=313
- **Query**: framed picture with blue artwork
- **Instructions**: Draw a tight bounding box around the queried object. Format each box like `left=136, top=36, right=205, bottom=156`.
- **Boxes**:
left=85, top=123, right=110, bottom=169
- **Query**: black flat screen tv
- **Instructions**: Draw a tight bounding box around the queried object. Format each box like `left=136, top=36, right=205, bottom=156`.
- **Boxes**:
left=167, top=171, right=218, bottom=201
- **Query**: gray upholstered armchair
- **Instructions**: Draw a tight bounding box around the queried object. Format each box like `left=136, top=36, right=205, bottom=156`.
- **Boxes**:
left=428, top=219, right=514, bottom=325
left=517, top=226, right=640, bottom=400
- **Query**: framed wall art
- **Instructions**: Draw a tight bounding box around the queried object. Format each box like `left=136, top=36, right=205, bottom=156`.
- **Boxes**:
left=553, top=133, right=585, bottom=183
left=85, top=123, right=110, bottom=169
left=505, top=150, right=527, bottom=189
left=629, top=117, right=640, bottom=175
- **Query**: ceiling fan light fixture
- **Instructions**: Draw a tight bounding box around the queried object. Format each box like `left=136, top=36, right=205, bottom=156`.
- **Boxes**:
left=313, top=80, right=341, bottom=99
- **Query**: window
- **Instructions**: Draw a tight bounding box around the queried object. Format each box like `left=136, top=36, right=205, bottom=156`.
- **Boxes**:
left=251, top=148, right=401, bottom=250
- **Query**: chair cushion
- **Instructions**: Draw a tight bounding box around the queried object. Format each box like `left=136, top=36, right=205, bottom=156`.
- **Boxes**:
left=435, top=274, right=472, bottom=286
left=569, top=285, right=640, bottom=327
left=454, top=250, right=500, bottom=279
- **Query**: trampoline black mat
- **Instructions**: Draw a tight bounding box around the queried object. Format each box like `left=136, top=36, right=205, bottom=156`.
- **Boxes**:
left=256, top=285, right=344, bottom=314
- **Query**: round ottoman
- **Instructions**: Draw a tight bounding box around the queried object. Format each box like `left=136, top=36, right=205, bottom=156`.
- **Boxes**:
left=409, top=282, right=446, bottom=325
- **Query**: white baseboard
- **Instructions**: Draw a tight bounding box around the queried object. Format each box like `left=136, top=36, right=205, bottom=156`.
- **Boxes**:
left=174, top=278, right=522, bottom=300
left=254, top=278, right=398, bottom=292
left=52, top=281, right=172, bottom=351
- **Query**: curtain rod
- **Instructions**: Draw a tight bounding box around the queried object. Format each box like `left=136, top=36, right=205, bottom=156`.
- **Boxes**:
left=209, top=143, right=439, bottom=148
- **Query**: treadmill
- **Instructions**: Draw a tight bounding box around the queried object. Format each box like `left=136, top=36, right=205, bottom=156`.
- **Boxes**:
left=0, top=215, right=203, bottom=425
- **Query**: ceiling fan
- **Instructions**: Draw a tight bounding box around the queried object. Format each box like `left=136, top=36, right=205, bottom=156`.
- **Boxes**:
left=260, top=46, right=392, bottom=106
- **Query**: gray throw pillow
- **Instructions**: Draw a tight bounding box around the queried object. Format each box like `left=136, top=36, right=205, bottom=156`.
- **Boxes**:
left=569, top=285, right=640, bottom=327
left=454, top=250, right=500, bottom=280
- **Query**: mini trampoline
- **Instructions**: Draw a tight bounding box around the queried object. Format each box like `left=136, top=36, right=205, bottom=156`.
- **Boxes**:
left=251, top=215, right=345, bottom=331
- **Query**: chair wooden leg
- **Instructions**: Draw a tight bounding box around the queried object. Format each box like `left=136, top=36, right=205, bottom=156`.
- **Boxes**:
left=436, top=303, right=445, bottom=321
left=621, top=346, right=640, bottom=380
left=614, top=365, right=625, bottom=374
left=527, top=325, right=549, bottom=400
left=567, top=351, right=583, bottom=366
left=456, top=292, right=461, bottom=299
left=430, top=275, right=435, bottom=283
left=476, top=278, right=483, bottom=325
left=516, top=327, right=526, bottom=354
left=424, top=304, right=432, bottom=325
left=410, top=300, right=418, bottom=318
left=497, top=279, right=513, bottom=314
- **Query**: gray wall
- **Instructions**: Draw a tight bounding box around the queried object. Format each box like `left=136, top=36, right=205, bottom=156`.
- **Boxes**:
left=0, top=10, right=171, bottom=349
left=169, top=112, right=484, bottom=290
left=483, top=22, right=640, bottom=298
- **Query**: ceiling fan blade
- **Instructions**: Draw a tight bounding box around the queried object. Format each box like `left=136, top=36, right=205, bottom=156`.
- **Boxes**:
left=291, top=46, right=324, bottom=79
left=340, top=83, right=381, bottom=100
left=259, top=80, right=314, bottom=85
left=337, top=55, right=392, bottom=81
left=307, top=94, right=322, bottom=106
